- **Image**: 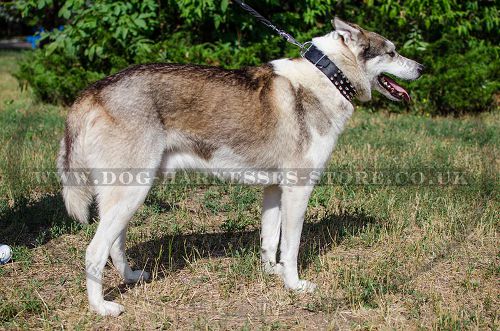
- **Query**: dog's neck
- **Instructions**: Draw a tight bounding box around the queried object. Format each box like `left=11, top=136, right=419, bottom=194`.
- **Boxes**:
left=311, top=33, right=371, bottom=102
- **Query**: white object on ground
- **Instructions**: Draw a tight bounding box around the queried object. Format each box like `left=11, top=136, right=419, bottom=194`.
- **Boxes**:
left=0, top=244, right=12, bottom=265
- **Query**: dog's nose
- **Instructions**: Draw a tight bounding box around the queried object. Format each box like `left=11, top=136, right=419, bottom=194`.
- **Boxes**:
left=417, top=64, right=425, bottom=76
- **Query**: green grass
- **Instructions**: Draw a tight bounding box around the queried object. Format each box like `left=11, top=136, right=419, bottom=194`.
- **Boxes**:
left=0, top=50, right=499, bottom=329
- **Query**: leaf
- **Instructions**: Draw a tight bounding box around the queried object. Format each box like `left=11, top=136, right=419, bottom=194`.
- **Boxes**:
left=58, top=2, right=72, bottom=19
left=87, top=44, right=96, bottom=61
left=45, top=42, right=58, bottom=56
left=134, top=18, right=147, bottom=29
left=221, top=0, right=228, bottom=12
left=37, top=0, right=47, bottom=10
left=95, top=46, right=103, bottom=58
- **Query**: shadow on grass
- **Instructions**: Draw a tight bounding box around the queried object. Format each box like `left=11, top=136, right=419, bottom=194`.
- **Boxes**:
left=0, top=192, right=377, bottom=300
left=0, top=194, right=82, bottom=248
left=116, top=209, right=377, bottom=297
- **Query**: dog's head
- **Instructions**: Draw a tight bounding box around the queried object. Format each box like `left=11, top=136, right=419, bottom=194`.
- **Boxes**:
left=329, top=18, right=424, bottom=102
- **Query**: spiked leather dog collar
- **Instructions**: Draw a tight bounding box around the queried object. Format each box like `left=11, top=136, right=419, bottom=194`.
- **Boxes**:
left=302, top=44, right=357, bottom=102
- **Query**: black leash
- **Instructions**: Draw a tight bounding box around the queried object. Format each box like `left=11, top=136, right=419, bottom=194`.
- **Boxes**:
left=233, top=0, right=357, bottom=102
left=233, top=0, right=303, bottom=48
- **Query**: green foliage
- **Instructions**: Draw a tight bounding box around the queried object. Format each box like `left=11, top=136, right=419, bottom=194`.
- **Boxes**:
left=15, top=0, right=64, bottom=29
left=16, top=0, right=159, bottom=104
left=410, top=42, right=500, bottom=114
left=14, top=0, right=500, bottom=114
left=16, top=51, right=104, bottom=104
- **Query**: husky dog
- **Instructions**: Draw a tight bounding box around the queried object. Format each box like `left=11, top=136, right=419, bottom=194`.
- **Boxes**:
left=58, top=18, right=423, bottom=316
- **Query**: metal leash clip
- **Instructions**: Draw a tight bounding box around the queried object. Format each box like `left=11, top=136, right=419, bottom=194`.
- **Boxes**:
left=300, top=41, right=313, bottom=58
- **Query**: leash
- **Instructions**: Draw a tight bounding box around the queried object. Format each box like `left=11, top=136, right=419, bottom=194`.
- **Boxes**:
left=233, top=0, right=357, bottom=102
left=233, top=0, right=304, bottom=49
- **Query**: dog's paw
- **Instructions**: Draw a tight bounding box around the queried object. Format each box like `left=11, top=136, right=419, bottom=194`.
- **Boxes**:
left=91, top=301, right=125, bottom=317
left=286, top=279, right=317, bottom=293
left=124, top=269, right=150, bottom=284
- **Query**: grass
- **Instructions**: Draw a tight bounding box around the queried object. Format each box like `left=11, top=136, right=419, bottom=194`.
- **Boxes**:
left=0, top=50, right=499, bottom=329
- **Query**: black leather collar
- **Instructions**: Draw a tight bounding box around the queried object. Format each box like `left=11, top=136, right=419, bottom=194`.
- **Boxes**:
left=302, top=44, right=357, bottom=102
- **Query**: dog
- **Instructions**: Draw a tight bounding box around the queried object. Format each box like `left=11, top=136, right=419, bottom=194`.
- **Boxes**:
left=57, top=18, right=423, bottom=316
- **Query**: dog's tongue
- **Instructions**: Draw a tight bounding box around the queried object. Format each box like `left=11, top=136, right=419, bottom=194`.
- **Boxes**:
left=383, top=75, right=411, bottom=102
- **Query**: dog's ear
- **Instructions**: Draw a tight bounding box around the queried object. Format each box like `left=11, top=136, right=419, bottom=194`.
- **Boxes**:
left=331, top=17, right=362, bottom=43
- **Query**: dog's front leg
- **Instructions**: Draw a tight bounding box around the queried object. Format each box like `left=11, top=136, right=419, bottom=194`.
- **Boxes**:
left=278, top=185, right=317, bottom=292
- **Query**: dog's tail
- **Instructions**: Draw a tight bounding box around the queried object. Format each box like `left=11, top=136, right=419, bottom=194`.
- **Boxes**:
left=57, top=103, right=94, bottom=224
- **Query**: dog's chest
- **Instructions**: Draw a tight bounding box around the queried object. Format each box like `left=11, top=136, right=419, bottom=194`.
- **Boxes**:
left=302, top=96, right=353, bottom=169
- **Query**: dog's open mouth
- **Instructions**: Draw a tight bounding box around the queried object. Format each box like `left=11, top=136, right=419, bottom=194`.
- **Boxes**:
left=378, top=74, right=410, bottom=102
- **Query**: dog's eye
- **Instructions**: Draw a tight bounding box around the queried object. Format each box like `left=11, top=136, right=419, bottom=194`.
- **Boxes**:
left=388, top=51, right=396, bottom=58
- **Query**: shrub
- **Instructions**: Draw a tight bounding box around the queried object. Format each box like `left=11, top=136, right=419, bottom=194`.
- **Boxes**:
left=14, top=0, right=500, bottom=114
left=16, top=51, right=104, bottom=104
left=410, top=42, right=500, bottom=114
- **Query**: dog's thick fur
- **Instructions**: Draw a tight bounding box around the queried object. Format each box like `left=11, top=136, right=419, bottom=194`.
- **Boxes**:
left=58, top=18, right=423, bottom=316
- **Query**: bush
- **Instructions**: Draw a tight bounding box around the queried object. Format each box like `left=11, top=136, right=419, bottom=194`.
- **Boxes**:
left=410, top=42, right=500, bottom=114
left=16, top=52, right=104, bottom=104
left=14, top=0, right=500, bottom=114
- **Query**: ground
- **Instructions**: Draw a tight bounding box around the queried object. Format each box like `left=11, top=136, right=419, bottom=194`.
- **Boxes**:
left=0, top=50, right=498, bottom=330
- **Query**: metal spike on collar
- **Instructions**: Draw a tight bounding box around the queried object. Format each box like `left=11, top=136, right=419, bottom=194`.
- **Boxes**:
left=302, top=44, right=357, bottom=102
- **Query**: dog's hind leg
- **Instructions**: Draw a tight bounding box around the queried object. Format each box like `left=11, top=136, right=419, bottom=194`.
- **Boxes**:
left=260, top=185, right=282, bottom=274
left=110, top=228, right=150, bottom=284
left=86, top=184, right=153, bottom=316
